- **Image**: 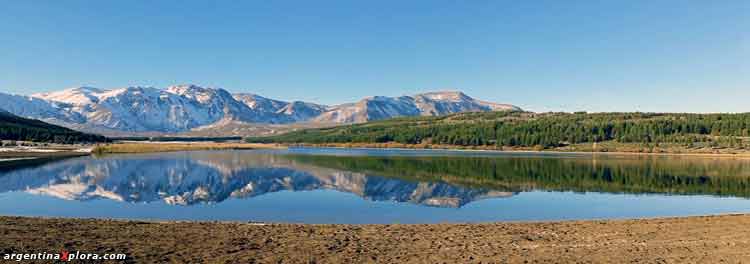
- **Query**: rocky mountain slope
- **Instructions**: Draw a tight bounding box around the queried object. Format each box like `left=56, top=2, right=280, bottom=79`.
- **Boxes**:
left=0, top=85, right=520, bottom=135
left=313, top=91, right=520, bottom=123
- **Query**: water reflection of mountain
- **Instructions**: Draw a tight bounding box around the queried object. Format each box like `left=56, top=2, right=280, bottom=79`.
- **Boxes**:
left=4, top=150, right=750, bottom=208
left=0, top=152, right=514, bottom=208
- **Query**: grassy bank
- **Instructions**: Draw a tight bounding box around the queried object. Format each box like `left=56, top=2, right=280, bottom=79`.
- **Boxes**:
left=2, top=214, right=749, bottom=263
left=284, top=141, right=750, bottom=156
left=92, top=142, right=283, bottom=154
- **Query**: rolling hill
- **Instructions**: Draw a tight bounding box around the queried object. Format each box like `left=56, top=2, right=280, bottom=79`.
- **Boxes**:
left=0, top=109, right=107, bottom=144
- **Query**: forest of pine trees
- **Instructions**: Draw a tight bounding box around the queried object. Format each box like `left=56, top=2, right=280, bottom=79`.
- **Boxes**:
left=0, top=110, right=107, bottom=144
left=248, top=111, right=750, bottom=149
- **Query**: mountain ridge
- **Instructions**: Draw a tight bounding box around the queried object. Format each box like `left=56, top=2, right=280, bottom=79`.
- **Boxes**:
left=1, top=85, right=521, bottom=135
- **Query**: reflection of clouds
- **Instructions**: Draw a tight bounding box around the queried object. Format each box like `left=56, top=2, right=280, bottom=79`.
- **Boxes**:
left=0, top=151, right=513, bottom=208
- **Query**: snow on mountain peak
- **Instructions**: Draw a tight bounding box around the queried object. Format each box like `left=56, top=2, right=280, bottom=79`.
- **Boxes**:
left=166, top=84, right=209, bottom=95
left=313, top=91, right=519, bottom=123
left=166, top=84, right=236, bottom=104
left=416, top=90, right=468, bottom=101
left=4, top=85, right=521, bottom=134
left=32, top=86, right=107, bottom=105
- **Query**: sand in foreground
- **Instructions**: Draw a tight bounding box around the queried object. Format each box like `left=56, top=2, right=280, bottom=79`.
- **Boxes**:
left=1, top=215, right=749, bottom=263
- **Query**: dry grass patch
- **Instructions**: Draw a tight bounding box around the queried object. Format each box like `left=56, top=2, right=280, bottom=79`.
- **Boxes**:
left=93, top=142, right=282, bottom=154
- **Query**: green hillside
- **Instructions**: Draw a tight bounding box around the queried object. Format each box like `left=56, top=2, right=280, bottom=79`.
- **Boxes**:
left=248, top=111, right=750, bottom=150
left=0, top=110, right=107, bottom=144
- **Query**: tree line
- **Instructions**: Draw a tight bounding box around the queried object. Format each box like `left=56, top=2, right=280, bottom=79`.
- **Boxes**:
left=249, top=112, right=750, bottom=149
left=0, top=111, right=107, bottom=144
left=286, top=154, right=750, bottom=198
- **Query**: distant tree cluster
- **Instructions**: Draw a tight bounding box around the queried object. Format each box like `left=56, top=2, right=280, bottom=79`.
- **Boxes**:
left=249, top=112, right=750, bottom=149
left=0, top=111, right=107, bottom=144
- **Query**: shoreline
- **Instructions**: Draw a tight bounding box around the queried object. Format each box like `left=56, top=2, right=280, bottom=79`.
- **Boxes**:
left=3, top=211, right=746, bottom=225
left=0, top=151, right=91, bottom=159
left=0, top=142, right=285, bottom=158
left=3, top=214, right=750, bottom=262
left=285, top=144, right=750, bottom=158
left=3, top=141, right=749, bottom=158
left=92, top=142, right=284, bottom=154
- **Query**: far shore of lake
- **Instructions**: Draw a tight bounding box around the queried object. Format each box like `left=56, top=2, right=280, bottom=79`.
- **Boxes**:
left=4, top=141, right=750, bottom=160
left=91, top=142, right=284, bottom=154
left=0, top=150, right=91, bottom=159
left=281, top=142, right=750, bottom=158
left=0, top=142, right=282, bottom=159
left=2, top=214, right=749, bottom=263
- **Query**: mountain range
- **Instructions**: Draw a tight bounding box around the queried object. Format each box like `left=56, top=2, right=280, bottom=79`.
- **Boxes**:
left=0, top=85, right=520, bottom=136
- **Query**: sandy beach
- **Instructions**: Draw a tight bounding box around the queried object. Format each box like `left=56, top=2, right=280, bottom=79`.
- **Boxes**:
left=2, top=214, right=750, bottom=263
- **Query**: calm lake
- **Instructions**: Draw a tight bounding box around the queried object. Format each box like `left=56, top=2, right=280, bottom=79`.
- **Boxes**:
left=2, top=147, right=750, bottom=224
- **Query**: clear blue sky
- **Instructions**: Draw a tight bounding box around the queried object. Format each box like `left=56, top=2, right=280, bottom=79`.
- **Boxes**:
left=1, top=1, right=747, bottom=112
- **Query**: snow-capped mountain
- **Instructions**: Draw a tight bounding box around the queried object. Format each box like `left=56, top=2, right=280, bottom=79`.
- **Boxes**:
left=313, top=91, right=521, bottom=123
left=232, top=93, right=329, bottom=123
left=0, top=91, right=85, bottom=125
left=34, top=86, right=225, bottom=132
left=276, top=101, right=329, bottom=122
left=0, top=85, right=521, bottom=135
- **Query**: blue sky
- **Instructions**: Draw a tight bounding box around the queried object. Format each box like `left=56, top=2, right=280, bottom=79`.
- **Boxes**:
left=0, top=1, right=747, bottom=112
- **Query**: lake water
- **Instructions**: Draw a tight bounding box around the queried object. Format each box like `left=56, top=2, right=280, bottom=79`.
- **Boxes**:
left=2, top=147, right=750, bottom=224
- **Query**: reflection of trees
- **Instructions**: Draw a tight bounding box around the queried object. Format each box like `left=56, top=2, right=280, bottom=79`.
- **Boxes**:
left=286, top=154, right=750, bottom=198
left=0, top=156, right=81, bottom=173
